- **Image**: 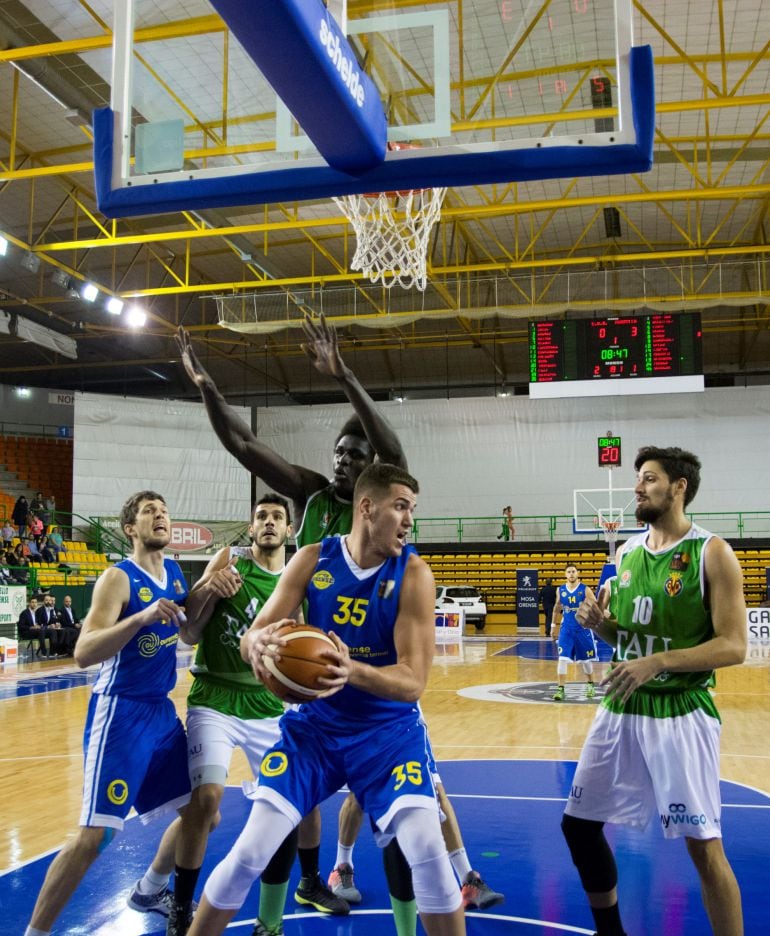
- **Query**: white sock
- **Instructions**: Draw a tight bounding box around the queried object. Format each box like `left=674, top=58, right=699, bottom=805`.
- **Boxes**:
left=448, top=847, right=472, bottom=882
left=24, top=928, right=50, bottom=936
left=137, top=865, right=169, bottom=894
left=335, top=842, right=355, bottom=868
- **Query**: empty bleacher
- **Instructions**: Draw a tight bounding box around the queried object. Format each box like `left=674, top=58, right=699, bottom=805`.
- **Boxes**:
left=0, top=434, right=73, bottom=516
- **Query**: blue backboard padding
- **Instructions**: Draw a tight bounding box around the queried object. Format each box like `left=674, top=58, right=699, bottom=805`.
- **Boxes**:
left=94, top=45, right=654, bottom=219
left=208, top=0, right=386, bottom=173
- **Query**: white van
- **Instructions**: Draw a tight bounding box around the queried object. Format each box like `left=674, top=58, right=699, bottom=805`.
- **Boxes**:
left=435, top=585, right=487, bottom=631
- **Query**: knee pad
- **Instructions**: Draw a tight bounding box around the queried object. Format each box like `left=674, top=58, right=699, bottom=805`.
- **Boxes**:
left=561, top=814, right=617, bottom=894
left=392, top=808, right=461, bottom=915
left=205, top=802, right=295, bottom=910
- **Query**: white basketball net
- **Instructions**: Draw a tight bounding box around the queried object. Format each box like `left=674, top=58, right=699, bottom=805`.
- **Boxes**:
left=333, top=187, right=446, bottom=291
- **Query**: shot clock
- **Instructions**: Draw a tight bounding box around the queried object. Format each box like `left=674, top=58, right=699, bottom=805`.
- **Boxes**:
left=598, top=435, right=621, bottom=467
left=529, top=313, right=704, bottom=399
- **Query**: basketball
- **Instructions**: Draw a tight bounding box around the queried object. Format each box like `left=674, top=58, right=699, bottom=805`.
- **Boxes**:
left=260, top=622, right=337, bottom=703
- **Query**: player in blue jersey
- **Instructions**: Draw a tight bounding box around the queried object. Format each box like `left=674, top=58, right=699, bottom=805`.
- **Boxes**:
left=24, top=491, right=192, bottom=936
left=552, top=563, right=597, bottom=701
left=185, top=464, right=465, bottom=936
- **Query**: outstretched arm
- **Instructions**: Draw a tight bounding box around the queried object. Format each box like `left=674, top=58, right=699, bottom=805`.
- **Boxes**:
left=301, top=314, right=407, bottom=468
left=176, top=327, right=327, bottom=501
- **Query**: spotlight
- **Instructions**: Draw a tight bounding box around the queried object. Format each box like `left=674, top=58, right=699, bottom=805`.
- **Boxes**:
left=51, top=268, right=70, bottom=289
left=0, top=236, right=8, bottom=256
left=106, top=296, right=124, bottom=315
left=126, top=305, right=147, bottom=328
left=81, top=282, right=99, bottom=302
left=15, top=387, right=31, bottom=398
left=20, top=252, right=41, bottom=273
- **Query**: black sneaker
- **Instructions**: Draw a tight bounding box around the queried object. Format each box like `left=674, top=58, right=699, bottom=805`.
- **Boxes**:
left=166, top=899, right=194, bottom=936
left=294, top=873, right=350, bottom=915
left=461, top=871, right=505, bottom=910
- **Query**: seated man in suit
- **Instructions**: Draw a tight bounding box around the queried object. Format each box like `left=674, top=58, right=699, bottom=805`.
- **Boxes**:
left=19, top=596, right=48, bottom=658
left=60, top=595, right=82, bottom=645
left=35, top=593, right=71, bottom=657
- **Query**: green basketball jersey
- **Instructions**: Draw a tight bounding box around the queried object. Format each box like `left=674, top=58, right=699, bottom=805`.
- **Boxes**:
left=295, top=484, right=353, bottom=548
left=606, top=524, right=720, bottom=718
left=187, top=546, right=284, bottom=720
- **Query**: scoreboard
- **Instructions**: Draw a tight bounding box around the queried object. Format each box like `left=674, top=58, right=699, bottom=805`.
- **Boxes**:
left=529, top=313, right=704, bottom=398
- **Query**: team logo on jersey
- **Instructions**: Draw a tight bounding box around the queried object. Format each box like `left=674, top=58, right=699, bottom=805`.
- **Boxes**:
left=261, top=751, right=288, bottom=777
left=378, top=579, right=395, bottom=599
left=137, top=631, right=179, bottom=657
left=669, top=551, right=691, bottom=572
left=312, top=569, right=334, bottom=590
left=321, top=510, right=331, bottom=530
left=173, top=578, right=185, bottom=594
left=138, top=586, right=153, bottom=603
left=664, top=573, right=684, bottom=597
left=107, top=778, right=129, bottom=806
left=618, top=569, right=632, bottom=588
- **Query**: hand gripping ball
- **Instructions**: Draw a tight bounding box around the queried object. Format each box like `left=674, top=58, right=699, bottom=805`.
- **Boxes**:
left=260, top=622, right=337, bottom=703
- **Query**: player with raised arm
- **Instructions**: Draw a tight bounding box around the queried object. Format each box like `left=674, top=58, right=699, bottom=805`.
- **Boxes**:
left=185, top=464, right=465, bottom=936
left=563, top=446, right=746, bottom=936
left=178, top=316, right=503, bottom=923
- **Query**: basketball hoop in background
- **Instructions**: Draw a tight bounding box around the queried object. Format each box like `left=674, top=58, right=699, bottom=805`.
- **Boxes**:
left=600, top=518, right=622, bottom=563
left=333, top=143, right=446, bottom=291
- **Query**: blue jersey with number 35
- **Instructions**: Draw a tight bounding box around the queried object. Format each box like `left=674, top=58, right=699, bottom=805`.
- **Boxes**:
left=307, top=536, right=417, bottom=729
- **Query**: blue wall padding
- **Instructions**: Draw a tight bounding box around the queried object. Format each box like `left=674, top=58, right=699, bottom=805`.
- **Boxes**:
left=94, top=45, right=655, bottom=219
left=208, top=0, right=386, bottom=173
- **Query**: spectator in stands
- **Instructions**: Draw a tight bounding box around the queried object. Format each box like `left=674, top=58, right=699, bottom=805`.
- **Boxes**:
left=18, top=596, right=48, bottom=658
left=11, top=543, right=30, bottom=584
left=1, top=519, right=14, bottom=549
left=12, top=495, right=29, bottom=540
left=26, top=537, right=43, bottom=563
left=29, top=513, right=45, bottom=546
left=30, top=492, right=45, bottom=518
left=496, top=506, right=515, bottom=542
left=48, top=526, right=64, bottom=558
left=0, top=552, right=16, bottom=585
left=39, top=535, right=57, bottom=563
left=42, top=494, right=55, bottom=527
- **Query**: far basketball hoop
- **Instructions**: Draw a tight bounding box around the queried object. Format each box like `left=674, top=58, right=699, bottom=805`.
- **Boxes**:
left=333, top=144, right=445, bottom=290
left=600, top=517, right=622, bottom=563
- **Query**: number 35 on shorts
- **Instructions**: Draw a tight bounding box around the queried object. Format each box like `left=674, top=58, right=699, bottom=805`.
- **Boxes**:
left=391, top=761, right=423, bottom=791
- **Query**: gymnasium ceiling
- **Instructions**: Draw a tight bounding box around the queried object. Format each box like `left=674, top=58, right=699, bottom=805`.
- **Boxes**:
left=0, top=0, right=769, bottom=404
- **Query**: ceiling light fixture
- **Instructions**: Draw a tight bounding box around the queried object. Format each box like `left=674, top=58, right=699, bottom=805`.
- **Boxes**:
left=0, top=236, right=8, bottom=257
left=81, top=282, right=99, bottom=302
left=106, top=296, right=124, bottom=315
left=126, top=305, right=147, bottom=328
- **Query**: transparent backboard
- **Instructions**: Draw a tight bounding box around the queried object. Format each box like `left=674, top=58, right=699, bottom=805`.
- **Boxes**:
left=94, top=0, right=654, bottom=217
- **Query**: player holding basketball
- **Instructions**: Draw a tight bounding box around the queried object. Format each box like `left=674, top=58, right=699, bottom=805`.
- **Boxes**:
left=563, top=446, right=746, bottom=936
left=166, top=494, right=302, bottom=936
left=178, top=314, right=503, bottom=920
left=551, top=564, right=597, bottom=701
left=185, top=463, right=465, bottom=936
left=24, top=492, right=192, bottom=936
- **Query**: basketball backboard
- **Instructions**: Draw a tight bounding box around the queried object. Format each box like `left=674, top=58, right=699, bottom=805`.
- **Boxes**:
left=94, top=0, right=654, bottom=218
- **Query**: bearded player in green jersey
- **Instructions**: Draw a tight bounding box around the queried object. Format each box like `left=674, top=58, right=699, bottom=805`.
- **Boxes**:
left=167, top=494, right=302, bottom=936
left=564, top=446, right=746, bottom=936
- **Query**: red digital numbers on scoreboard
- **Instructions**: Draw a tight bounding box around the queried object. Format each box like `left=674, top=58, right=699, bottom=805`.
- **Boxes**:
left=598, top=436, right=621, bottom=467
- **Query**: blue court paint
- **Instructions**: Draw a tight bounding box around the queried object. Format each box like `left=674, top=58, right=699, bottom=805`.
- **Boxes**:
left=495, top=639, right=614, bottom=662
left=4, top=759, right=766, bottom=934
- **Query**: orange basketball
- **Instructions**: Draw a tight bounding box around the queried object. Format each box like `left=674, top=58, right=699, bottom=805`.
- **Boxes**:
left=260, top=622, right=337, bottom=703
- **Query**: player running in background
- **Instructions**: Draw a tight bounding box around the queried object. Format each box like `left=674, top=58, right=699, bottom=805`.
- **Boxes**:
left=551, top=563, right=597, bottom=701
